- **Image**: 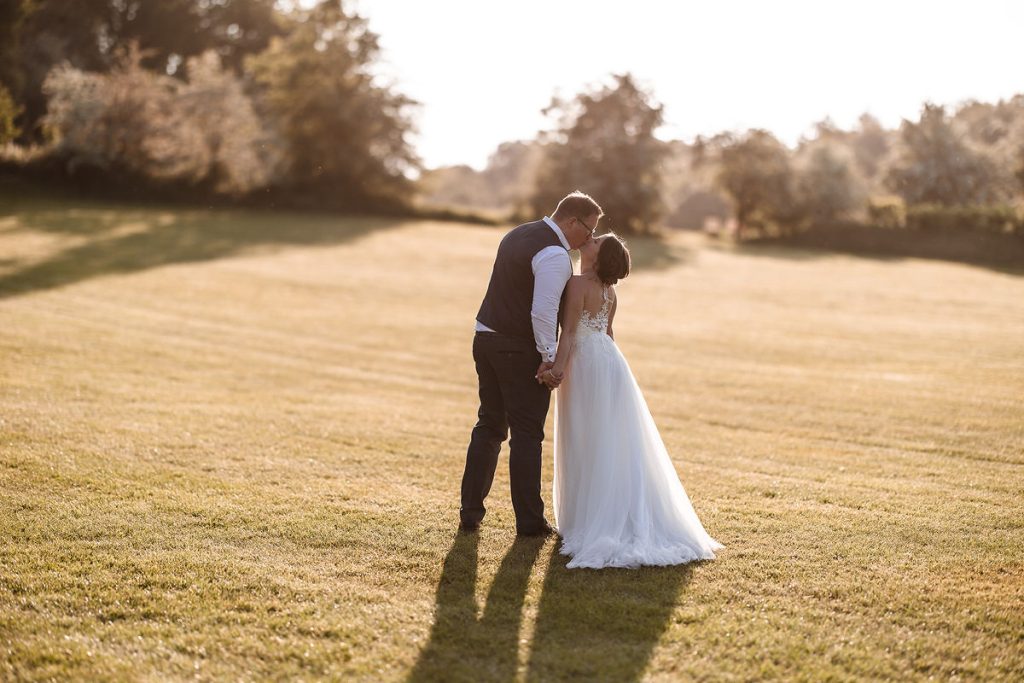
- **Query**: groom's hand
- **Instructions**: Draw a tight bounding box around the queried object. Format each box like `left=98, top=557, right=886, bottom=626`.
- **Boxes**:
left=536, top=361, right=563, bottom=389
left=535, top=361, right=554, bottom=385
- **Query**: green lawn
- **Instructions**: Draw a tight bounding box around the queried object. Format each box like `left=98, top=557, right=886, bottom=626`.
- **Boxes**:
left=1, top=196, right=1022, bottom=681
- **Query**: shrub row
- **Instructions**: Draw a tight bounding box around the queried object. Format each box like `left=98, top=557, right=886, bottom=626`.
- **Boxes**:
left=867, top=197, right=1024, bottom=236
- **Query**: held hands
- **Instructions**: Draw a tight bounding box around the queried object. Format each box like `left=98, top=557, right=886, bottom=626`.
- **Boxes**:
left=535, top=361, right=564, bottom=389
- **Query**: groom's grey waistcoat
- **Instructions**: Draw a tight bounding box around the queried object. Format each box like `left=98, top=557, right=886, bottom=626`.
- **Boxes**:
left=476, top=220, right=567, bottom=342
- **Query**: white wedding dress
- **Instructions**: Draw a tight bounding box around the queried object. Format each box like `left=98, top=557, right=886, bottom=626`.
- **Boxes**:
left=553, top=287, right=724, bottom=569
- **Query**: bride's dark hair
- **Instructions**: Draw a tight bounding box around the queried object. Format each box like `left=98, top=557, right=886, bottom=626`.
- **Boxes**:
left=595, top=232, right=631, bottom=286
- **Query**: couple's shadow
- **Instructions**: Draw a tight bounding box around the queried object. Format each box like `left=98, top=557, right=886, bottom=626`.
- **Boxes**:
left=408, top=532, right=696, bottom=682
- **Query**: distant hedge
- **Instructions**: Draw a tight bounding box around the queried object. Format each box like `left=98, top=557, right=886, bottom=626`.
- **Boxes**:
left=905, top=204, right=1023, bottom=236
left=868, top=197, right=1023, bottom=237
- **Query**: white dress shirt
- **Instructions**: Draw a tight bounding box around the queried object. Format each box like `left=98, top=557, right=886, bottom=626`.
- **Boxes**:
left=475, top=216, right=573, bottom=363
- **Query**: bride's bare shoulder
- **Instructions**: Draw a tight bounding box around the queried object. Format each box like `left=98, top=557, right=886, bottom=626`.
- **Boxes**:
left=566, top=275, right=588, bottom=292
left=566, top=276, right=600, bottom=307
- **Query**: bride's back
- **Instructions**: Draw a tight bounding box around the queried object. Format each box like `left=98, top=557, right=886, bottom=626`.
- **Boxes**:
left=570, top=275, right=614, bottom=338
left=572, top=276, right=611, bottom=315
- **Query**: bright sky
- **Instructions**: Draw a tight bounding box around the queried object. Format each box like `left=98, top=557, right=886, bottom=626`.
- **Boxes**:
left=334, top=0, right=1023, bottom=170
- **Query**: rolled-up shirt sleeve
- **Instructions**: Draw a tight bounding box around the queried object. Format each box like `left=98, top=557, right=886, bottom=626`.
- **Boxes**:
left=531, top=246, right=573, bottom=362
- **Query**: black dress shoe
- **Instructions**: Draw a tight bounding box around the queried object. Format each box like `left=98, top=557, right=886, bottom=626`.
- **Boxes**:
left=517, top=521, right=556, bottom=537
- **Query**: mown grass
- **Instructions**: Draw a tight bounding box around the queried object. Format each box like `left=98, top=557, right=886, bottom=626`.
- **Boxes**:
left=1, top=195, right=1022, bottom=681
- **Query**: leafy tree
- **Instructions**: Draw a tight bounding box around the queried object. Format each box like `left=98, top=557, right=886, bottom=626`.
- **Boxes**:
left=481, top=140, right=543, bottom=215
left=1017, top=147, right=1024, bottom=194
left=6, top=0, right=282, bottom=141
left=43, top=44, right=276, bottom=192
left=885, top=103, right=999, bottom=206
left=953, top=96, right=1024, bottom=200
left=419, top=140, right=542, bottom=216
left=0, top=84, right=20, bottom=144
left=531, top=73, right=667, bottom=234
left=0, top=0, right=32, bottom=98
left=247, top=1, right=418, bottom=208
left=714, top=129, right=798, bottom=237
left=666, top=190, right=731, bottom=230
left=42, top=45, right=186, bottom=178
left=955, top=97, right=1024, bottom=147
left=418, top=165, right=491, bottom=212
left=177, top=51, right=282, bottom=193
left=4, top=0, right=108, bottom=140
left=98, top=0, right=283, bottom=74
left=796, top=142, right=865, bottom=224
left=798, top=114, right=890, bottom=190
left=849, top=113, right=891, bottom=182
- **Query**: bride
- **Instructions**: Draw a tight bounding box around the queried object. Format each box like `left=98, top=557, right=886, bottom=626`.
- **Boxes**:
left=540, top=233, right=724, bottom=569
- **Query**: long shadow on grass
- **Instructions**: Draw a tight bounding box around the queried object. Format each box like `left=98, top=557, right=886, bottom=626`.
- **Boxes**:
left=523, top=545, right=696, bottom=682
left=408, top=533, right=545, bottom=683
left=409, top=537, right=698, bottom=682
left=0, top=204, right=405, bottom=299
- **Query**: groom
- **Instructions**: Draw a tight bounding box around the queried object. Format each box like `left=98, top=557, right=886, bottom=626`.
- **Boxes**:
left=459, top=191, right=603, bottom=536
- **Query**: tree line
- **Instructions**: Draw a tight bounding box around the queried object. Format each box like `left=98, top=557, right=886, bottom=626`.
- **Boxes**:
left=1, top=1, right=1022, bottom=241
left=0, top=0, right=417, bottom=210
left=423, top=79, right=1024, bottom=240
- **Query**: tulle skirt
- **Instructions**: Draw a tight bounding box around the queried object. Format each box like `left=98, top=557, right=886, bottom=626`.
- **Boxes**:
left=553, top=330, right=724, bottom=569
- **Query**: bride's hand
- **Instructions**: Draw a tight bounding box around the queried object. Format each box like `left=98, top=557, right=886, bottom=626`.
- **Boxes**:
left=542, top=367, right=564, bottom=389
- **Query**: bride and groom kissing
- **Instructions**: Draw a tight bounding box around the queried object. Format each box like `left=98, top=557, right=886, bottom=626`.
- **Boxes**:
left=459, top=191, right=723, bottom=569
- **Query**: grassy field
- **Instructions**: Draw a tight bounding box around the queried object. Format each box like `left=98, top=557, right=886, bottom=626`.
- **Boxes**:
left=1, top=195, right=1022, bottom=681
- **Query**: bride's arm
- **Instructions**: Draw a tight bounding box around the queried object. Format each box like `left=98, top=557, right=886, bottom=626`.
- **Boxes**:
left=607, top=287, right=618, bottom=340
left=549, top=278, right=585, bottom=380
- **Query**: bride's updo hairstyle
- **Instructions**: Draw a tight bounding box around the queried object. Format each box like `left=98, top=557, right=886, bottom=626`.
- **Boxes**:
left=595, top=233, right=631, bottom=286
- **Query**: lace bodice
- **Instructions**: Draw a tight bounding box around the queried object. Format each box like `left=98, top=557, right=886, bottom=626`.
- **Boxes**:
left=576, top=286, right=611, bottom=338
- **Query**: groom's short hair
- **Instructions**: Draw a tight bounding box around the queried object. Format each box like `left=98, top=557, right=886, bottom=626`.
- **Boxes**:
left=552, top=191, right=604, bottom=220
